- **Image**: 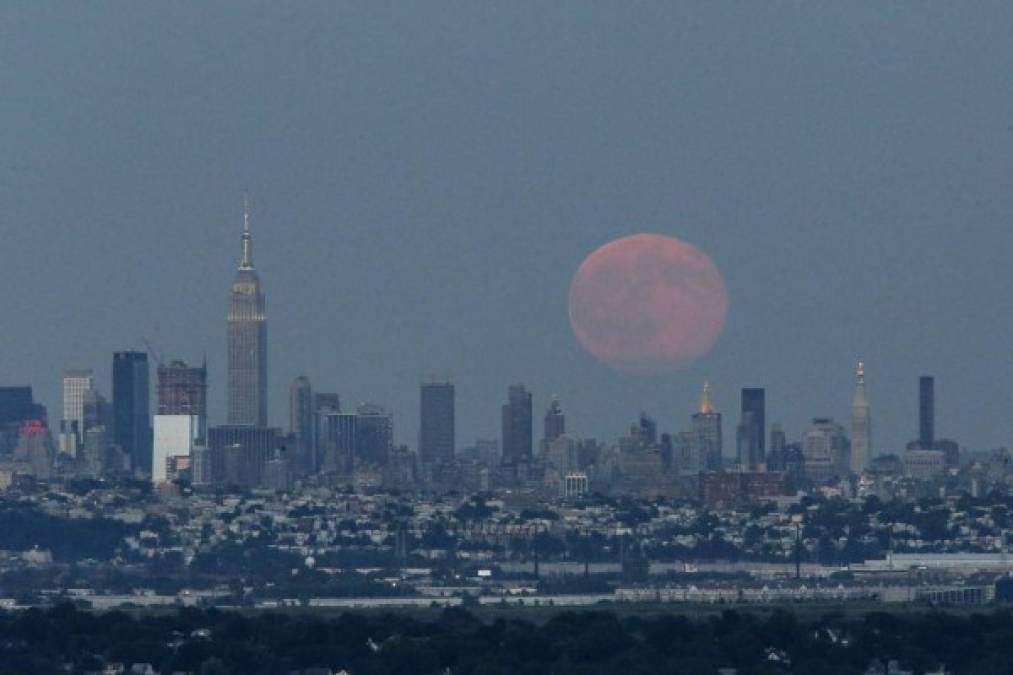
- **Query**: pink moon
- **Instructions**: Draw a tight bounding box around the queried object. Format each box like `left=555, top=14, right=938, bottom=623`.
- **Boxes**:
left=568, top=233, right=729, bottom=373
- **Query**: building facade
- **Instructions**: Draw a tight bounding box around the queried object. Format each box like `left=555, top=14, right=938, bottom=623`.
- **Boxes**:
left=739, top=388, right=766, bottom=466
left=157, top=360, right=208, bottom=441
left=850, top=361, right=872, bottom=474
left=501, top=384, right=533, bottom=465
left=61, top=369, right=94, bottom=444
left=691, top=381, right=723, bottom=470
left=419, top=375, right=454, bottom=464
left=543, top=396, right=566, bottom=448
left=227, top=200, right=267, bottom=426
left=152, top=414, right=198, bottom=483
left=113, top=351, right=151, bottom=475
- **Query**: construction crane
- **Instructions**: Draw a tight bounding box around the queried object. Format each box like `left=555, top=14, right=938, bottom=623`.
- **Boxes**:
left=140, top=337, right=164, bottom=369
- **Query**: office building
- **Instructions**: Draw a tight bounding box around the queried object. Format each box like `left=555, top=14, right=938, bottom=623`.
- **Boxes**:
left=14, top=420, right=53, bottom=479
left=208, top=424, right=280, bottom=488
left=289, top=376, right=313, bottom=444
left=113, top=351, right=151, bottom=475
left=321, top=412, right=356, bottom=475
left=61, top=369, right=94, bottom=446
left=227, top=198, right=267, bottom=426
left=313, top=392, right=341, bottom=471
left=157, top=359, right=208, bottom=441
left=919, top=376, right=935, bottom=448
left=152, top=415, right=198, bottom=483
left=691, top=381, right=723, bottom=470
left=740, top=388, right=766, bottom=463
left=543, top=396, right=566, bottom=447
left=850, top=361, right=872, bottom=474
left=419, top=375, right=454, bottom=464
left=289, top=376, right=314, bottom=474
left=802, top=417, right=850, bottom=483
left=355, top=403, right=393, bottom=465
left=501, top=384, right=533, bottom=465
left=0, top=387, right=45, bottom=430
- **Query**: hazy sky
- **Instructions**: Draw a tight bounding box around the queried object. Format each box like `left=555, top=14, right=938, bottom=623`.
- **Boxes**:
left=2, top=3, right=1012, bottom=455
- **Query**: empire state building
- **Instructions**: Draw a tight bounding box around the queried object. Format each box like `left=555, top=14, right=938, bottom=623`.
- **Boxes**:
left=227, top=200, right=267, bottom=426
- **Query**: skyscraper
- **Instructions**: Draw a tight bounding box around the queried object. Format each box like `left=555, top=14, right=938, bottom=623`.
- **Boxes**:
left=850, top=361, right=872, bottom=474
left=919, top=375, right=935, bottom=448
left=355, top=403, right=394, bottom=465
left=501, top=384, right=533, bottom=465
left=740, top=387, right=766, bottom=464
left=62, top=369, right=94, bottom=438
left=113, top=351, right=151, bottom=475
left=419, top=375, right=454, bottom=464
left=157, top=359, right=208, bottom=441
left=543, top=396, right=566, bottom=447
left=321, top=411, right=357, bottom=475
left=691, top=381, right=723, bottom=470
left=227, top=198, right=267, bottom=426
left=289, top=376, right=314, bottom=473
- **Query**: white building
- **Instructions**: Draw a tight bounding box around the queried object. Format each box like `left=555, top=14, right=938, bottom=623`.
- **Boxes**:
left=152, top=415, right=198, bottom=483
left=61, top=369, right=94, bottom=449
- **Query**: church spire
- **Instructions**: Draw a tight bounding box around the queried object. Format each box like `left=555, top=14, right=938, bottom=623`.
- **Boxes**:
left=240, top=193, right=253, bottom=269
left=698, top=381, right=717, bottom=415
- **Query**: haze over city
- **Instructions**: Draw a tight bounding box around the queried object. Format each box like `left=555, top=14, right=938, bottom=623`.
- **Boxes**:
left=3, top=2, right=1013, bottom=454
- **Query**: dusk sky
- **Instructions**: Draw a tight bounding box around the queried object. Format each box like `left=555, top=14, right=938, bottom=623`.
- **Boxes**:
left=2, top=3, right=1012, bottom=454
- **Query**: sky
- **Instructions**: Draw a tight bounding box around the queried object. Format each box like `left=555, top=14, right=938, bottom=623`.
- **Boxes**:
left=2, top=2, right=1013, bottom=455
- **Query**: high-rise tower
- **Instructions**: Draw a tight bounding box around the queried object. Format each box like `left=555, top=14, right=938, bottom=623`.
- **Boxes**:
left=227, top=198, right=267, bottom=426
left=157, top=359, right=208, bottom=441
left=850, top=361, right=872, bottom=474
left=419, top=375, right=454, bottom=464
left=739, top=388, right=765, bottom=468
left=692, top=381, right=723, bottom=470
left=62, top=369, right=94, bottom=438
left=502, top=384, right=533, bottom=465
left=113, top=351, right=151, bottom=475
left=543, top=396, right=566, bottom=447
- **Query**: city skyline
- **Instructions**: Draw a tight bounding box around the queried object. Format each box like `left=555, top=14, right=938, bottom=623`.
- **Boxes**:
left=2, top=4, right=1011, bottom=454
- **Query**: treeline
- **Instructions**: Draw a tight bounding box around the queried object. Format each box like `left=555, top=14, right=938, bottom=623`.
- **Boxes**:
left=0, top=506, right=135, bottom=561
left=1, top=604, right=1013, bottom=674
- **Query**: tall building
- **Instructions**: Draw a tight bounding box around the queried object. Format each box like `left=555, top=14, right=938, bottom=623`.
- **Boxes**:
left=152, top=415, right=198, bottom=483
left=501, top=384, right=533, bottom=465
left=355, top=403, right=393, bottom=465
left=919, top=376, right=935, bottom=448
left=289, top=376, right=313, bottom=443
left=419, top=375, right=454, bottom=464
left=113, top=351, right=151, bottom=475
left=207, top=424, right=280, bottom=488
left=739, top=388, right=766, bottom=465
left=543, top=396, right=566, bottom=447
left=320, top=412, right=356, bottom=475
left=802, top=417, right=850, bottom=483
left=0, top=387, right=46, bottom=458
left=62, top=369, right=94, bottom=439
left=289, top=376, right=314, bottom=473
left=850, top=361, right=872, bottom=474
left=692, top=381, right=723, bottom=470
left=157, top=359, right=208, bottom=441
left=312, top=392, right=341, bottom=471
left=227, top=198, right=267, bottom=426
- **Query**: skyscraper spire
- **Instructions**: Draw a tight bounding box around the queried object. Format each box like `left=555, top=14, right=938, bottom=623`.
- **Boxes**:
left=853, top=360, right=867, bottom=405
left=851, top=359, right=872, bottom=474
left=698, top=381, right=717, bottom=414
left=240, top=193, right=253, bottom=269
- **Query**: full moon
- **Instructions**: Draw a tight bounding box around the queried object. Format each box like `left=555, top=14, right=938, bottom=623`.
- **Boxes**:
left=568, top=233, right=728, bottom=373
